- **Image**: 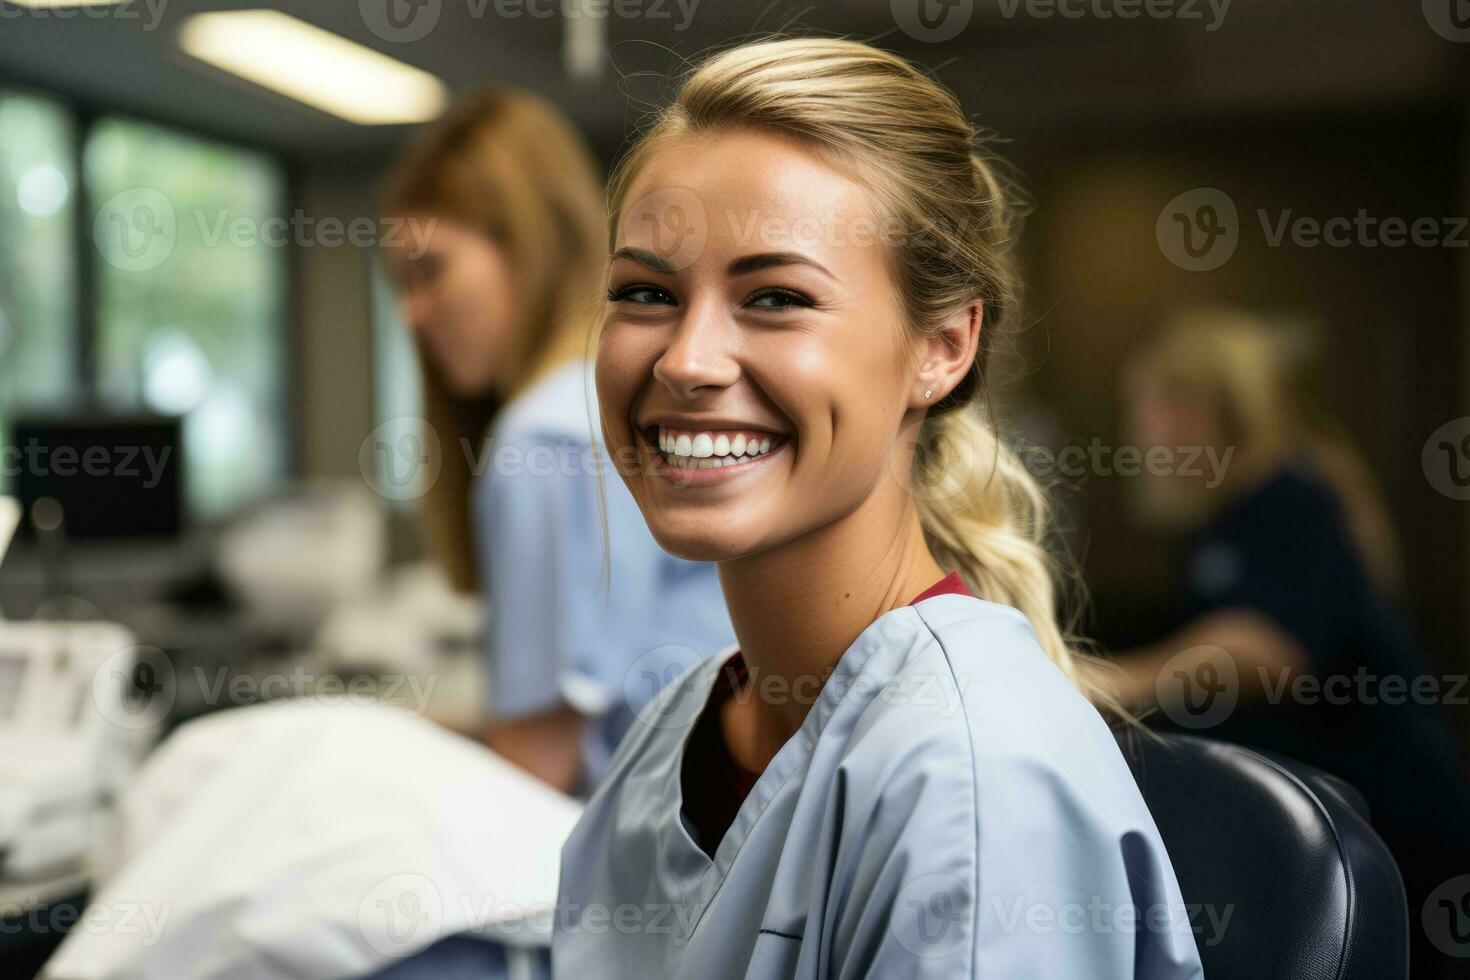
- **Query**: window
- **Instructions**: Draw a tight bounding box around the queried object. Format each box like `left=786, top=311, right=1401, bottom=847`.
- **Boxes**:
left=87, top=119, right=286, bottom=517
left=370, top=259, right=428, bottom=507
left=0, top=90, right=288, bottom=519
left=0, top=93, right=78, bottom=496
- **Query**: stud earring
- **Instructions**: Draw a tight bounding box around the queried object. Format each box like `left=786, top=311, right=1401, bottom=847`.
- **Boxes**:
left=924, top=389, right=933, bottom=400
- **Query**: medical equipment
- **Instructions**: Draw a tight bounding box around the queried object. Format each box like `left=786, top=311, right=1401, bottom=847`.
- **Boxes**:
left=309, top=562, right=485, bottom=733
left=0, top=620, right=147, bottom=881
left=215, top=482, right=386, bottom=633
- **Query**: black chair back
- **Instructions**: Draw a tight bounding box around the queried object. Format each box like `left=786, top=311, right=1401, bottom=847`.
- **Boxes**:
left=1118, top=732, right=1408, bottom=980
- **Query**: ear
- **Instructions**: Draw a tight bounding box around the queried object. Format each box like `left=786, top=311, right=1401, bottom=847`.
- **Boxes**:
left=911, top=302, right=981, bottom=407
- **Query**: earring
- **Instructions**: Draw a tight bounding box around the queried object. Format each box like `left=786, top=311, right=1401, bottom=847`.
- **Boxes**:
left=924, top=389, right=933, bottom=400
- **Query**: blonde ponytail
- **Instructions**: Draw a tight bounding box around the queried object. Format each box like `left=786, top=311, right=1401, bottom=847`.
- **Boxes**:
left=914, top=409, right=1128, bottom=718
left=606, top=37, right=1127, bottom=716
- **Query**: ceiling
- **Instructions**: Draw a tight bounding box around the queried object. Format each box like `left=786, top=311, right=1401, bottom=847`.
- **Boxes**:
left=0, top=0, right=1462, bottom=167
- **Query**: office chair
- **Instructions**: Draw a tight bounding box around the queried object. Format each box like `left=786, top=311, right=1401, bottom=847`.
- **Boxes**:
left=1117, top=732, right=1409, bottom=980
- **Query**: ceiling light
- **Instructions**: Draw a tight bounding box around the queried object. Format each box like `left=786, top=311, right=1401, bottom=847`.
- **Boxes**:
left=179, top=10, right=447, bottom=126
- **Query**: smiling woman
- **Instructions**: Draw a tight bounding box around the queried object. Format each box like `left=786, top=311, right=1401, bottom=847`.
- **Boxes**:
left=554, top=37, right=1205, bottom=979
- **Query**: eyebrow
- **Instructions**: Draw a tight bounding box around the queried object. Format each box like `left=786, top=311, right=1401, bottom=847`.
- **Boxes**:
left=610, top=247, right=676, bottom=273
left=609, top=247, right=835, bottom=280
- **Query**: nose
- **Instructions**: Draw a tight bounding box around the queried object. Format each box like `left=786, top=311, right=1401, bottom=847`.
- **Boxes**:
left=401, top=290, right=433, bottom=337
left=652, top=298, right=741, bottom=399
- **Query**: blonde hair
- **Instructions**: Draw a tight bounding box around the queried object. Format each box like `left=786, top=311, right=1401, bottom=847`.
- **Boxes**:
left=381, top=89, right=605, bottom=591
left=1132, top=307, right=1402, bottom=593
left=606, top=38, right=1124, bottom=713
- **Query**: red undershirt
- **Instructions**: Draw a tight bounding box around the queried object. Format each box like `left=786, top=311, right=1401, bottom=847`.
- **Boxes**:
left=680, top=572, right=973, bottom=856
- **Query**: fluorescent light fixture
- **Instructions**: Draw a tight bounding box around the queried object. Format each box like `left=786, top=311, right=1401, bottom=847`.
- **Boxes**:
left=179, top=10, right=447, bottom=125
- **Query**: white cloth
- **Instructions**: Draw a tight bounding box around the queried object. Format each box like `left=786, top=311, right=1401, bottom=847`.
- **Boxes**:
left=44, top=700, right=582, bottom=980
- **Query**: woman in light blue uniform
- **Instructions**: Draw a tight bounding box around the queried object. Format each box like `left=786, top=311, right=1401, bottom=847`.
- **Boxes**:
left=555, top=38, right=1206, bottom=978
left=380, top=88, right=733, bottom=797
left=372, top=90, right=732, bottom=979
left=476, top=356, right=736, bottom=789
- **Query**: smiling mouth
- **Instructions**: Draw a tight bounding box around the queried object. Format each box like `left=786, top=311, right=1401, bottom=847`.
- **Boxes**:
left=640, top=424, right=789, bottom=471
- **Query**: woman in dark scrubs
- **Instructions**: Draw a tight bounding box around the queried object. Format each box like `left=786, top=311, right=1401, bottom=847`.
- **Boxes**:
left=1111, top=309, right=1470, bottom=979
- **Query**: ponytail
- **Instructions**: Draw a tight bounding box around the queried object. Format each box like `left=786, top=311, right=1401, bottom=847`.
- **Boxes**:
left=915, top=409, right=1129, bottom=720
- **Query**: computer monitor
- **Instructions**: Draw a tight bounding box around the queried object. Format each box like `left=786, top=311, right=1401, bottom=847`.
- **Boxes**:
left=7, top=415, right=184, bottom=540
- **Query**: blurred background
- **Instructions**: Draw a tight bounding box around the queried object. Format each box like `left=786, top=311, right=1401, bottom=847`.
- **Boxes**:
left=0, top=0, right=1467, bottom=977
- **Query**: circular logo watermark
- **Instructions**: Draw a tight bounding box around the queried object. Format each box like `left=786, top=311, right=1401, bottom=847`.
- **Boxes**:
left=623, top=644, right=706, bottom=731
left=94, top=187, right=176, bottom=273
left=890, top=416, right=980, bottom=503
left=892, top=0, right=974, bottom=42
left=358, top=873, right=445, bottom=956
left=1156, top=188, right=1238, bottom=272
left=1422, top=417, right=1470, bottom=500
left=360, top=0, right=442, bottom=42
left=893, top=873, right=970, bottom=958
left=359, top=416, right=442, bottom=502
left=1154, top=644, right=1238, bottom=729
left=622, top=186, right=708, bottom=272
left=92, top=645, right=175, bottom=731
left=1423, top=874, right=1470, bottom=958
left=1423, top=0, right=1470, bottom=43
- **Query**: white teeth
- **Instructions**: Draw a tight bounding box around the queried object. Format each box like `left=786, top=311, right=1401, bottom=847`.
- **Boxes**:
left=654, top=426, right=781, bottom=466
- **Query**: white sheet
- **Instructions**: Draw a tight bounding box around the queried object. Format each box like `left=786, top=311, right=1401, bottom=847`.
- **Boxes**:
left=43, top=699, right=582, bottom=980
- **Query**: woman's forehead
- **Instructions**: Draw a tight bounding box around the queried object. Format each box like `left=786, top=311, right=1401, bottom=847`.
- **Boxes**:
left=616, top=131, right=887, bottom=268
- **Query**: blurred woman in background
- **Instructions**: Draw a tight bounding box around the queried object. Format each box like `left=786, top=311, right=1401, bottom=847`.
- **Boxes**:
left=1112, top=307, right=1470, bottom=979
left=379, top=90, right=733, bottom=797
left=367, top=91, right=734, bottom=978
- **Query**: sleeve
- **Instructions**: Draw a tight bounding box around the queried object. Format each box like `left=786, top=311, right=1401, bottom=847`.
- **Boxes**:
left=1183, top=491, right=1365, bottom=673
left=474, top=431, right=662, bottom=723
left=823, top=740, right=1204, bottom=980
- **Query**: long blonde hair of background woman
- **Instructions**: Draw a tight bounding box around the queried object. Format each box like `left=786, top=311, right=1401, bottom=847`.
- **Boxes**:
left=382, top=89, right=606, bottom=592
left=605, top=37, right=1126, bottom=713
left=1129, top=306, right=1403, bottom=594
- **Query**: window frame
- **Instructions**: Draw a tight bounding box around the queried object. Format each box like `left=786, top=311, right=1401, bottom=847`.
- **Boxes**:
left=0, top=72, right=300, bottom=512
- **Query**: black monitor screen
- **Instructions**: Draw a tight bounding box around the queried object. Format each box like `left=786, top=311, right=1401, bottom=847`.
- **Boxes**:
left=7, top=415, right=184, bottom=540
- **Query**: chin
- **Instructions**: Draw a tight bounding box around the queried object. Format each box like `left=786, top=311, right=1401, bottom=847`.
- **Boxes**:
left=641, top=512, right=765, bottom=564
left=1127, top=480, right=1213, bottom=534
left=646, top=526, right=744, bottom=563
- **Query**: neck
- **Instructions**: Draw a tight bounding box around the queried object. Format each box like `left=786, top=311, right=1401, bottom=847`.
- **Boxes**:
left=716, top=479, right=945, bottom=756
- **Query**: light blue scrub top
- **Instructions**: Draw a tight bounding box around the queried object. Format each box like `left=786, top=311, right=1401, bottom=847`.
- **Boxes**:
left=554, top=593, right=1207, bottom=978
left=475, top=359, right=735, bottom=789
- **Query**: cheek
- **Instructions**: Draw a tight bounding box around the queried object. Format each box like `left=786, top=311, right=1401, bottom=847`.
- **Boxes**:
left=766, top=330, right=908, bottom=490
left=595, top=324, right=658, bottom=437
left=442, top=275, right=506, bottom=352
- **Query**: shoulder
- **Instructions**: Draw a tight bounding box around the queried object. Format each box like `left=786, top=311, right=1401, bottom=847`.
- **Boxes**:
left=829, top=598, right=1200, bottom=973
left=474, top=360, right=600, bottom=514
left=843, top=595, right=1158, bottom=844
left=491, top=359, right=599, bottom=449
left=1213, top=460, right=1348, bottom=545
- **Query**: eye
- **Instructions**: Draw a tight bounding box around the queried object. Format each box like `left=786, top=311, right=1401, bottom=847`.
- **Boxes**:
left=412, top=253, right=443, bottom=283
left=746, top=287, right=813, bottom=310
left=607, top=283, right=676, bottom=305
